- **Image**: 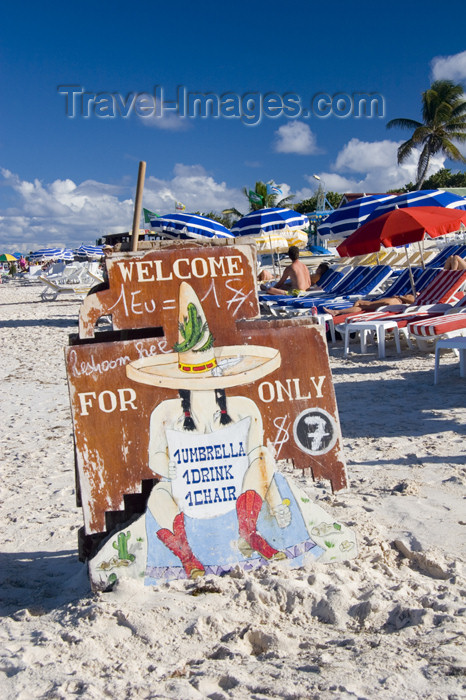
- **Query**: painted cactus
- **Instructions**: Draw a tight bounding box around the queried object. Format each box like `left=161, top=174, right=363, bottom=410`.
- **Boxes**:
left=112, top=531, right=135, bottom=562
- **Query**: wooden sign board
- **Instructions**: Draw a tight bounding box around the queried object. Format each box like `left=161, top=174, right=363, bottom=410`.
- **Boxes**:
left=65, top=243, right=354, bottom=589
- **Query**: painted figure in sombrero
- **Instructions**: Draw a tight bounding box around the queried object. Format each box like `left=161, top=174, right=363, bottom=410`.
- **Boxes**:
left=128, top=282, right=291, bottom=579
left=89, top=282, right=356, bottom=586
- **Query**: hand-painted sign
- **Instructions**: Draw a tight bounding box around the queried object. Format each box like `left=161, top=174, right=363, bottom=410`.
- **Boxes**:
left=65, top=243, right=355, bottom=590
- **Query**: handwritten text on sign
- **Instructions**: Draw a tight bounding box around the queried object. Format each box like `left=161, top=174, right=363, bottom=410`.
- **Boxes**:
left=166, top=418, right=251, bottom=519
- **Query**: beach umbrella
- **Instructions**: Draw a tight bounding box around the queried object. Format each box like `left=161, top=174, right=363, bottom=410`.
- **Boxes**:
left=337, top=207, right=466, bottom=257
left=317, top=194, right=397, bottom=240
left=364, top=189, right=466, bottom=225
left=60, top=249, right=75, bottom=261
left=150, top=213, right=234, bottom=240
left=29, top=247, right=66, bottom=262
left=231, top=208, right=309, bottom=237
left=231, top=209, right=309, bottom=256
left=337, top=207, right=466, bottom=294
left=74, top=244, right=104, bottom=259
left=0, top=253, right=17, bottom=262
left=250, top=232, right=291, bottom=254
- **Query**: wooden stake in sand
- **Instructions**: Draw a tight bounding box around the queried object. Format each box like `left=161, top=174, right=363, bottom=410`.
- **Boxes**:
left=131, top=161, right=146, bottom=252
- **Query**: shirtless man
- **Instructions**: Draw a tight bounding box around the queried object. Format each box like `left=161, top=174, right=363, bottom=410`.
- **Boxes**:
left=323, top=293, right=415, bottom=317
left=261, top=246, right=311, bottom=295
left=444, top=255, right=466, bottom=270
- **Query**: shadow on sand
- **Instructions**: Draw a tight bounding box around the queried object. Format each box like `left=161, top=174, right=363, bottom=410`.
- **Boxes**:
left=332, top=362, right=466, bottom=441
left=0, top=318, right=77, bottom=330
left=0, top=549, right=92, bottom=617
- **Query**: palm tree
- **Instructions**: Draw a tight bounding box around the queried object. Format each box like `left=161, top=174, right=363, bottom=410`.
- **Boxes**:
left=242, top=180, right=295, bottom=211
left=386, top=80, right=466, bottom=190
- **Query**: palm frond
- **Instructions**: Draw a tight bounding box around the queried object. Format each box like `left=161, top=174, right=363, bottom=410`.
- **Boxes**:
left=451, top=102, right=466, bottom=119
left=396, top=138, right=416, bottom=163
left=437, top=139, right=466, bottom=163
left=386, top=118, right=422, bottom=130
left=276, top=195, right=294, bottom=208
left=409, top=126, right=430, bottom=144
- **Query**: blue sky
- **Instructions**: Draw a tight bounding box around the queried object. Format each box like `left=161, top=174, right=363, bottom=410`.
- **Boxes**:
left=1, top=0, right=466, bottom=252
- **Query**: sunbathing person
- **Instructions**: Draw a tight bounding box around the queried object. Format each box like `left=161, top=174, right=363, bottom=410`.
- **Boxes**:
left=444, top=255, right=466, bottom=270
left=309, top=262, right=330, bottom=287
left=258, top=268, right=274, bottom=282
left=261, top=249, right=329, bottom=296
left=323, top=293, right=415, bottom=317
left=261, top=246, right=310, bottom=295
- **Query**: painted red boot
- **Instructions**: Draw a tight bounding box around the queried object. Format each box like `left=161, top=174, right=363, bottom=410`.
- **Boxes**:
left=236, top=490, right=286, bottom=560
left=157, top=512, right=205, bottom=579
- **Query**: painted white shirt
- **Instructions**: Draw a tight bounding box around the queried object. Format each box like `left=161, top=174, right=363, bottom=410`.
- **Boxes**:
left=167, top=417, right=251, bottom=518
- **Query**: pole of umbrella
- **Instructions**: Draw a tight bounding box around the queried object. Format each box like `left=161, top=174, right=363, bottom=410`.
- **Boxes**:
left=131, top=161, right=146, bottom=252
left=268, top=235, right=277, bottom=277
left=404, top=245, right=417, bottom=296
left=417, top=240, right=426, bottom=270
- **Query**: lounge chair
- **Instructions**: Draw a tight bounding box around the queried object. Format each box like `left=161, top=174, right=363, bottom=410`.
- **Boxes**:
left=340, top=270, right=466, bottom=357
left=425, top=244, right=466, bottom=269
left=260, top=265, right=394, bottom=342
left=407, top=296, right=466, bottom=351
left=335, top=269, right=466, bottom=324
left=39, top=276, right=94, bottom=301
left=260, top=265, right=393, bottom=311
left=298, top=265, right=393, bottom=302
left=18, top=265, right=44, bottom=283
left=433, top=337, right=466, bottom=383
left=38, top=261, right=104, bottom=300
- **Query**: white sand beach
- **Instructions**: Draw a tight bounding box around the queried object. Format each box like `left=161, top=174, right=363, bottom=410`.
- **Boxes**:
left=1, top=280, right=465, bottom=700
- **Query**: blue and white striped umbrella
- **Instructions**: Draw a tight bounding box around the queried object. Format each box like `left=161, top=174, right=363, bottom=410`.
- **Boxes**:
left=317, top=195, right=396, bottom=240
left=364, top=189, right=466, bottom=224
left=231, top=208, right=309, bottom=236
left=74, top=244, right=104, bottom=259
left=150, top=213, right=234, bottom=240
left=29, top=247, right=68, bottom=262
left=60, top=249, right=75, bottom=261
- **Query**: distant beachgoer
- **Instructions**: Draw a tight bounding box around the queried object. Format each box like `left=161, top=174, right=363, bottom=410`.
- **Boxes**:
left=323, top=293, right=416, bottom=318
left=444, top=255, right=466, bottom=271
left=88, top=245, right=113, bottom=295
left=258, top=269, right=274, bottom=282
left=260, top=246, right=311, bottom=295
left=308, top=262, right=330, bottom=289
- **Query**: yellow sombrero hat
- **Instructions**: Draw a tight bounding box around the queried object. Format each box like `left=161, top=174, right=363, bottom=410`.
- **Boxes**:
left=126, top=282, right=281, bottom=390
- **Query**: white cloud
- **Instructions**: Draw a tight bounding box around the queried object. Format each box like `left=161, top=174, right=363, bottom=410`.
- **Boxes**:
left=431, top=50, right=466, bottom=82
left=333, top=138, right=399, bottom=173
left=299, top=138, right=447, bottom=196
left=144, top=164, right=245, bottom=214
left=139, top=112, right=191, bottom=131
left=301, top=172, right=359, bottom=196
left=0, top=166, right=245, bottom=253
left=319, top=138, right=445, bottom=192
left=273, top=121, right=320, bottom=155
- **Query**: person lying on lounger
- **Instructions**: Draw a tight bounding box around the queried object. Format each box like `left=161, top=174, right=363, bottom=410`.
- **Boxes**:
left=258, top=268, right=274, bottom=282
left=444, top=255, right=466, bottom=270
left=323, top=293, right=416, bottom=317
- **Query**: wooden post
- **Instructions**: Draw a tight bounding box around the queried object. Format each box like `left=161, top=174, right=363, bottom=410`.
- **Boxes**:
left=131, top=161, right=146, bottom=252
